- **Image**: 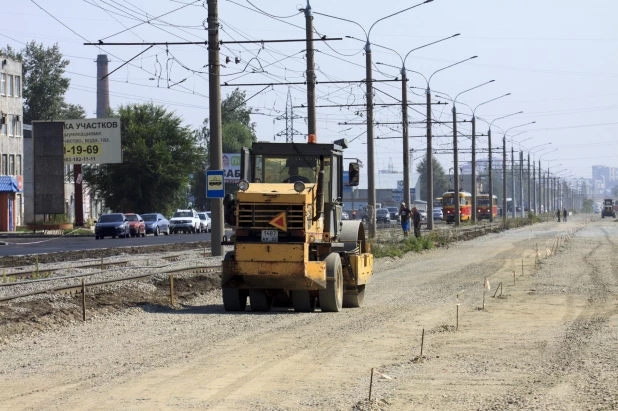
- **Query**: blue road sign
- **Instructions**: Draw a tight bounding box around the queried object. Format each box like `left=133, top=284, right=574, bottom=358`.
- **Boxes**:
left=206, top=170, right=225, bottom=198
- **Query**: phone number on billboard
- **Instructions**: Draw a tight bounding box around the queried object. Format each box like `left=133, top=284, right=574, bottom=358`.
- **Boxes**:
left=64, top=156, right=97, bottom=163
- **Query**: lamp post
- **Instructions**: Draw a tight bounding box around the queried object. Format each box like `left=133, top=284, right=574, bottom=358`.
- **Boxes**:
left=507, top=132, right=531, bottom=218
left=502, top=122, right=536, bottom=221
left=469, top=93, right=511, bottom=221
left=316, top=0, right=434, bottom=238
left=547, top=162, right=562, bottom=211
left=488, top=112, right=523, bottom=223
left=373, top=33, right=460, bottom=211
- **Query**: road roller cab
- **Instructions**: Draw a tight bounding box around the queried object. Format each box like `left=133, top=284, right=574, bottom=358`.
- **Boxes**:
left=221, top=138, right=373, bottom=312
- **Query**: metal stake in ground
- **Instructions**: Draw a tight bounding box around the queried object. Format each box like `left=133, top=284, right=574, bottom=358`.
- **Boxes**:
left=420, top=328, right=425, bottom=357
left=169, top=274, right=175, bottom=306
left=81, top=278, right=86, bottom=322
left=368, top=368, right=374, bottom=401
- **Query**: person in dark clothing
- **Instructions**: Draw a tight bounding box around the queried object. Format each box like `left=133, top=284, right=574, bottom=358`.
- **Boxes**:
left=556, top=209, right=561, bottom=222
left=399, top=202, right=411, bottom=237
left=563, top=208, right=567, bottom=222
left=412, top=207, right=422, bottom=238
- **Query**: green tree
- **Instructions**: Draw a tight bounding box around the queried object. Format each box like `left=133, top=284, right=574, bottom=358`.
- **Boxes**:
left=582, top=198, right=593, bottom=213
left=1, top=41, right=85, bottom=123
left=416, top=154, right=449, bottom=202
left=84, top=103, right=205, bottom=215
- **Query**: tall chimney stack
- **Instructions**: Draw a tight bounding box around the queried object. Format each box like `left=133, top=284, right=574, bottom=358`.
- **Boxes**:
left=96, top=55, right=110, bottom=118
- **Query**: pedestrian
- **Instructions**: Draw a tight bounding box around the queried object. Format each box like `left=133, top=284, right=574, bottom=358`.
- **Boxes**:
left=556, top=209, right=561, bottom=222
left=399, top=202, right=411, bottom=237
left=412, top=207, right=422, bottom=238
left=352, top=210, right=357, bottom=220
left=563, top=208, right=567, bottom=222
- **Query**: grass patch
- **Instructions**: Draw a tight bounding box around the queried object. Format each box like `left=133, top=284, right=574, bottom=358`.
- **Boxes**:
left=371, top=235, right=433, bottom=258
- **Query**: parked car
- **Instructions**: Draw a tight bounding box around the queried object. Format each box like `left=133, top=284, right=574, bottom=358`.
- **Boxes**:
left=419, top=209, right=427, bottom=224
left=387, top=207, right=400, bottom=222
left=433, top=208, right=443, bottom=221
left=376, top=208, right=391, bottom=223
left=141, top=213, right=170, bottom=236
left=124, top=213, right=145, bottom=237
left=94, top=213, right=130, bottom=239
left=341, top=211, right=349, bottom=220
left=169, top=209, right=201, bottom=234
left=198, top=212, right=211, bottom=232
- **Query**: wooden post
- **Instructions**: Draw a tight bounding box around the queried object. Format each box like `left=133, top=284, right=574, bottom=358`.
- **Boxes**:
left=420, top=328, right=425, bottom=357
left=522, top=259, right=524, bottom=276
left=513, top=270, right=516, bottom=286
left=368, top=368, right=374, bottom=401
left=204, top=247, right=207, bottom=258
left=169, top=274, right=175, bottom=306
left=81, top=278, right=86, bottom=322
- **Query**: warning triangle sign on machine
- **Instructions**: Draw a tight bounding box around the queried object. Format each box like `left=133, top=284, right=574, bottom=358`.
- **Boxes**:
left=269, top=211, right=287, bottom=231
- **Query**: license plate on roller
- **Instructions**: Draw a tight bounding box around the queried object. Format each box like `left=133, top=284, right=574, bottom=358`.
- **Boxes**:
left=261, top=230, right=278, bottom=243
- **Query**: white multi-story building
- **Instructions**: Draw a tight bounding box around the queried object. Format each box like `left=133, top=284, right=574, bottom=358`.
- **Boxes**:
left=0, top=57, right=23, bottom=230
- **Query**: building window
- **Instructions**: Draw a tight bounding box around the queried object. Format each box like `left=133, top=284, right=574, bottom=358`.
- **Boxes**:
left=0, top=116, right=5, bottom=135
left=16, top=155, right=21, bottom=175
left=9, top=155, right=15, bottom=175
left=2, top=154, right=8, bottom=175
left=15, top=76, right=21, bottom=98
left=13, top=116, right=21, bottom=137
left=0, top=73, right=5, bottom=95
left=7, top=75, right=13, bottom=97
left=7, top=115, right=13, bottom=136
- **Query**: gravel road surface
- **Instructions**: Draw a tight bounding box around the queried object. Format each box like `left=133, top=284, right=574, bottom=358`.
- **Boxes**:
left=1, top=215, right=616, bottom=410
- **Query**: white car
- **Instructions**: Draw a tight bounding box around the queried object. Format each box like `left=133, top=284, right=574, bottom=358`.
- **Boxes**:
left=169, top=209, right=201, bottom=234
left=198, top=212, right=211, bottom=233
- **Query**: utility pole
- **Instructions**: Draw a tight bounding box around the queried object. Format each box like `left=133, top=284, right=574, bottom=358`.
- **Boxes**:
left=502, top=135, right=507, bottom=227
left=471, top=116, right=477, bottom=222
left=511, top=145, right=516, bottom=218
left=365, top=41, right=376, bottom=237
left=426, top=87, right=433, bottom=230
left=520, top=150, right=525, bottom=218
left=304, top=1, right=317, bottom=136
left=401, top=71, right=411, bottom=209
left=532, top=156, right=535, bottom=214
left=488, top=128, right=493, bottom=222
left=208, top=0, right=223, bottom=257
left=453, top=104, right=460, bottom=225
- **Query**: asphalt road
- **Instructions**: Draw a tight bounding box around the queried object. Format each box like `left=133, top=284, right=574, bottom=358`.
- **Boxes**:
left=0, top=232, right=213, bottom=257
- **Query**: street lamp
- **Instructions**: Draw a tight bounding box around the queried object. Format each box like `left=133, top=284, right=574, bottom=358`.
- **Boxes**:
left=526, top=143, right=551, bottom=214
left=372, top=33, right=460, bottom=212
left=502, top=122, right=536, bottom=220
left=487, top=111, right=523, bottom=222
left=506, top=134, right=532, bottom=218
left=315, top=0, right=434, bottom=238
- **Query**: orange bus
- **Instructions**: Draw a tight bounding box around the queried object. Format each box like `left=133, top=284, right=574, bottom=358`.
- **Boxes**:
left=442, top=191, right=472, bottom=223
left=477, top=194, right=498, bottom=220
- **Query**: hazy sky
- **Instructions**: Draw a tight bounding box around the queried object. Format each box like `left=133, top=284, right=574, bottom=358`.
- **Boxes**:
left=3, top=0, right=617, bottom=183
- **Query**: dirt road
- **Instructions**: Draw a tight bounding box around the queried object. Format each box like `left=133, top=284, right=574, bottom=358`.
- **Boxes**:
left=1, top=215, right=617, bottom=410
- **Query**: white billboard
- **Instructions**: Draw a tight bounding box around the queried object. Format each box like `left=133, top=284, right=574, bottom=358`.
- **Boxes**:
left=63, top=118, right=122, bottom=164
left=222, top=153, right=241, bottom=183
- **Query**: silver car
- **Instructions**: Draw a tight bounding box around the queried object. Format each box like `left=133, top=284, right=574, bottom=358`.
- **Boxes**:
left=198, top=212, right=211, bottom=233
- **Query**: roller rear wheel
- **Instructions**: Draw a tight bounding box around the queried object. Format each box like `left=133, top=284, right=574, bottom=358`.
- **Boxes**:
left=292, top=291, right=316, bottom=312
left=249, top=289, right=273, bottom=312
left=222, top=288, right=247, bottom=312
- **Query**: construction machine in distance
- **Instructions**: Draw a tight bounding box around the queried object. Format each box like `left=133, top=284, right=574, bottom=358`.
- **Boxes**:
left=601, top=198, right=616, bottom=218
left=221, top=136, right=373, bottom=312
